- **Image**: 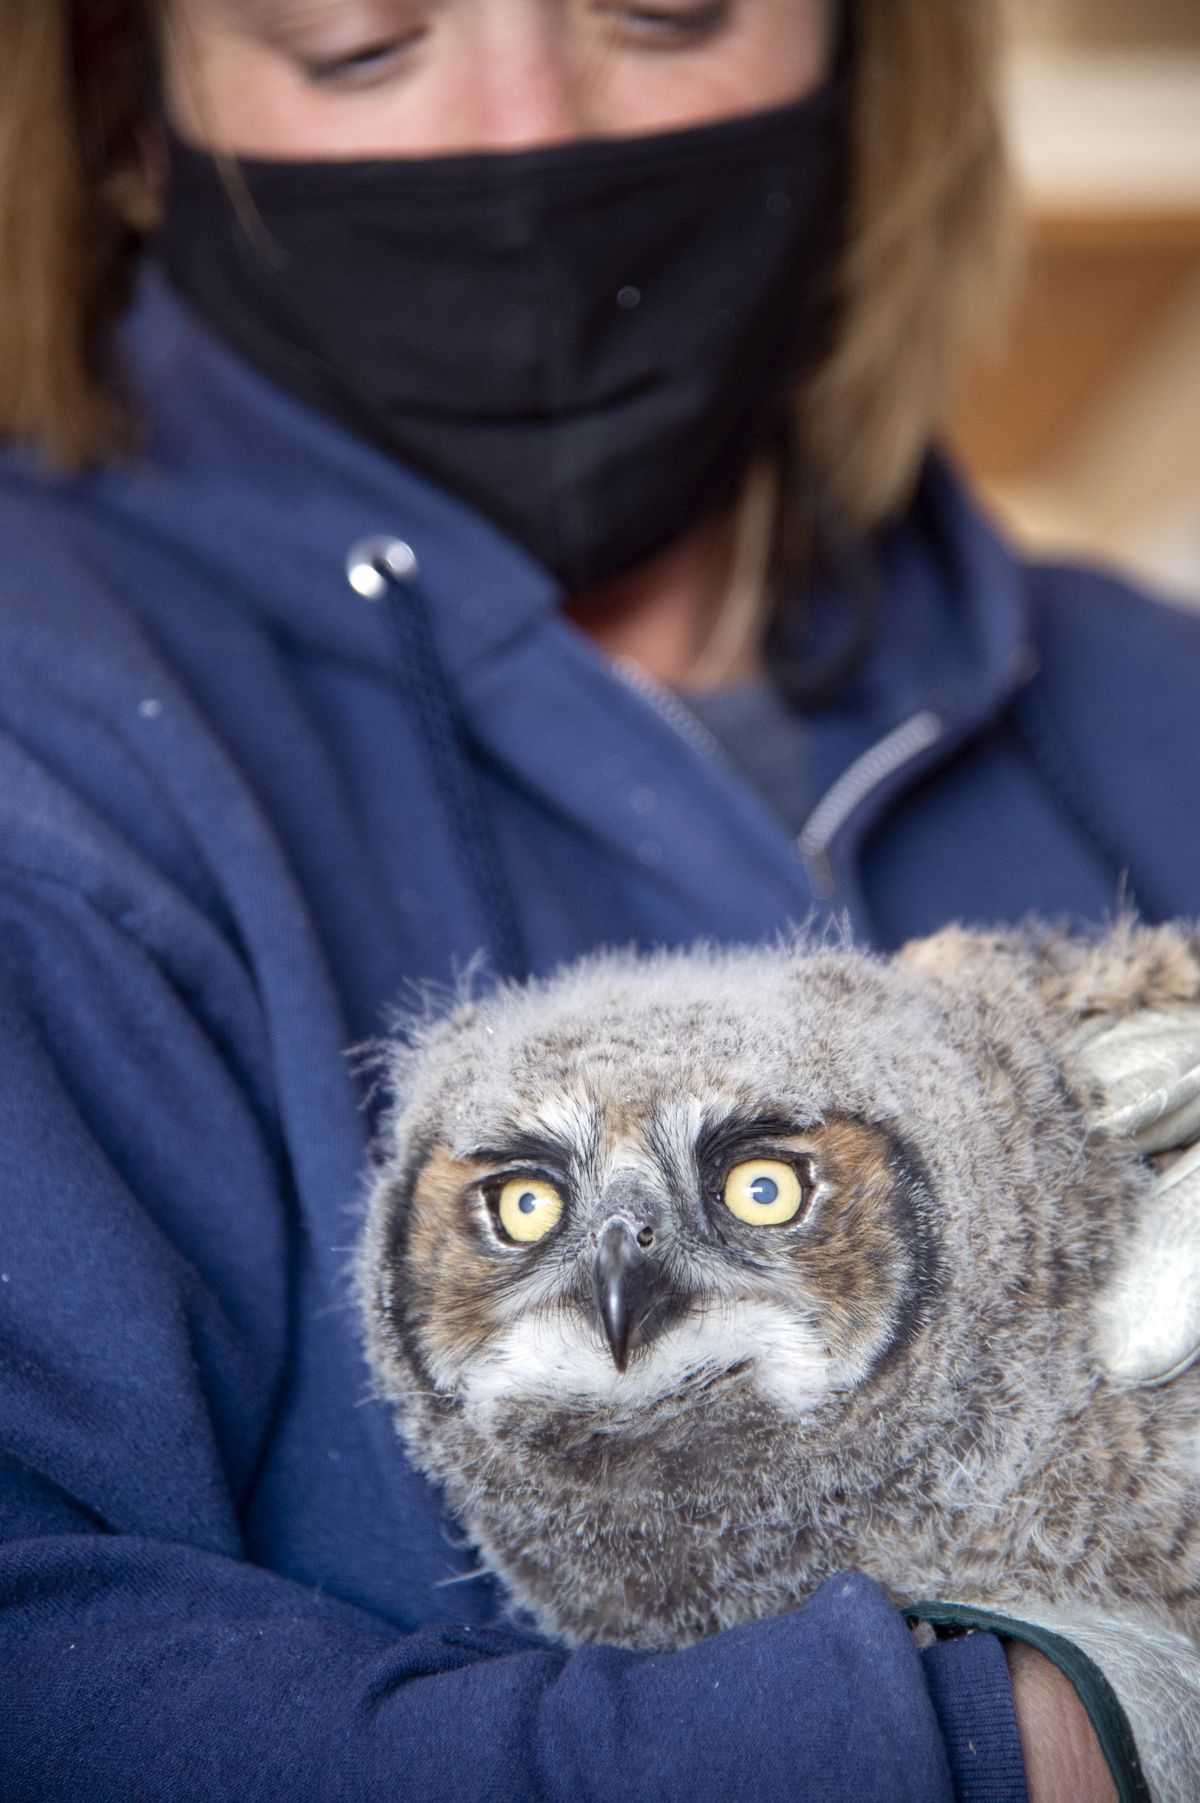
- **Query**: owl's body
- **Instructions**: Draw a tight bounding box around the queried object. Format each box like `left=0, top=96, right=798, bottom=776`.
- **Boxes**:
left=359, top=923, right=1200, bottom=1653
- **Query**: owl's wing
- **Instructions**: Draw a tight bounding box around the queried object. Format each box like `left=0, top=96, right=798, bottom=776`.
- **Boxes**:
left=1078, top=1005, right=1200, bottom=1386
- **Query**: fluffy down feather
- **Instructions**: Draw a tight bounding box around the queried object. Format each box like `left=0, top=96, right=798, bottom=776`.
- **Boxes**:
left=358, top=921, right=1200, bottom=1653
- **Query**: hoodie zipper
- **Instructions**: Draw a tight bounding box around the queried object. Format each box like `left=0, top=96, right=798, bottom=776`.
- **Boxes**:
left=612, top=656, right=729, bottom=764
left=613, top=659, right=944, bottom=904
left=797, top=710, right=944, bottom=898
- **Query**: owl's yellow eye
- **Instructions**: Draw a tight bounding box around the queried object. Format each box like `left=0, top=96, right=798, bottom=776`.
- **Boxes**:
left=496, top=1177, right=565, bottom=1244
left=721, top=1159, right=806, bottom=1226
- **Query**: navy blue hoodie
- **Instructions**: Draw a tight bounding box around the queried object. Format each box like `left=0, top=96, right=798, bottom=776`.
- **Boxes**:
left=1, top=272, right=1198, bottom=1801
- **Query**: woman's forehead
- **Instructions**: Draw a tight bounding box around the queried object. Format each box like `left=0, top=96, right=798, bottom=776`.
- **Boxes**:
left=185, top=0, right=393, bottom=24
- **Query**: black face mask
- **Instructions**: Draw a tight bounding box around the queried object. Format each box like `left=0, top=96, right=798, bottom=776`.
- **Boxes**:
left=159, top=83, right=848, bottom=593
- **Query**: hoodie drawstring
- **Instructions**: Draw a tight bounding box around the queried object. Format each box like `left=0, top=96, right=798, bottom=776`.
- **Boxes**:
left=348, top=539, right=528, bottom=981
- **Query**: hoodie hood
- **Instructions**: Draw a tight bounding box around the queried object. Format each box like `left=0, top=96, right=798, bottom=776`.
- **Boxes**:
left=16, top=265, right=1036, bottom=950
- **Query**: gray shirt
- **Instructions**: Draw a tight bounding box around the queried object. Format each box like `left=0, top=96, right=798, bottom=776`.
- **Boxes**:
left=675, top=677, right=810, bottom=837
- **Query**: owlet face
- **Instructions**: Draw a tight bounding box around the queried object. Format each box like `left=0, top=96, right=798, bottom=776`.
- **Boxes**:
left=360, top=924, right=1200, bottom=1655
left=392, top=1104, right=935, bottom=1424
left=362, top=942, right=998, bottom=1437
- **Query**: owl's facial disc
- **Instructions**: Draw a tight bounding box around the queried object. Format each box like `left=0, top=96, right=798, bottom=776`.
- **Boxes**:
left=391, top=1104, right=938, bottom=1426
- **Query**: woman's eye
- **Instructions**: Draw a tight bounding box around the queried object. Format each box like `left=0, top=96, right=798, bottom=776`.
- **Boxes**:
left=302, top=35, right=425, bottom=90
left=721, top=1158, right=807, bottom=1226
left=593, top=0, right=732, bottom=48
left=494, top=1176, right=565, bottom=1245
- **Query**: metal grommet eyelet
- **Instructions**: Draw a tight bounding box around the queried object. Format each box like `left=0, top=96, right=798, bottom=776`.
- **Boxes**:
left=346, top=536, right=418, bottom=600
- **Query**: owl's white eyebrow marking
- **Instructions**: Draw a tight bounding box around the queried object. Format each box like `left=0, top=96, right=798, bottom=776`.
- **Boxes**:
left=523, top=1091, right=602, bottom=1155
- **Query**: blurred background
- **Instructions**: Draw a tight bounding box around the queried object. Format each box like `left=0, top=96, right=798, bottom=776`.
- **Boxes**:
left=950, top=0, right=1200, bottom=607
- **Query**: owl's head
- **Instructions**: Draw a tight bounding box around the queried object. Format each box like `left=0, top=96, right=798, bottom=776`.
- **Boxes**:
left=360, top=921, right=1200, bottom=1444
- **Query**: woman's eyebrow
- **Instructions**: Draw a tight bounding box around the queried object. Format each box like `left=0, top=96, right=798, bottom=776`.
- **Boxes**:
left=222, top=0, right=367, bottom=30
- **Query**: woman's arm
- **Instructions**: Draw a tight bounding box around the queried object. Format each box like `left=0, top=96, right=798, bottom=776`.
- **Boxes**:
left=0, top=856, right=1022, bottom=1802
left=1007, top=1646, right=1118, bottom=1803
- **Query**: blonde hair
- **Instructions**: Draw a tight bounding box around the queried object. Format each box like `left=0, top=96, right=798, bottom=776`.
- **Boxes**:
left=0, top=0, right=1014, bottom=526
left=806, top=0, right=1016, bottom=527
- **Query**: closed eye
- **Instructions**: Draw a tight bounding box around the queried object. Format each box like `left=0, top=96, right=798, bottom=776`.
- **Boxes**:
left=591, top=0, right=732, bottom=48
left=301, top=33, right=426, bottom=88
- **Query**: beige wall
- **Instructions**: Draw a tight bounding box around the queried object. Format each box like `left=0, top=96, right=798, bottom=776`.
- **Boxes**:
left=1011, top=0, right=1200, bottom=48
left=949, top=1, right=1200, bottom=604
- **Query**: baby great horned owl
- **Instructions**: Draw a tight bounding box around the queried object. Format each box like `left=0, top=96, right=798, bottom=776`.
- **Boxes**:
left=358, top=921, right=1200, bottom=1654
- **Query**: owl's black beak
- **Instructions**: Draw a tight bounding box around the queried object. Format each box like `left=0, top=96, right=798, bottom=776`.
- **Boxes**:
left=592, top=1217, right=665, bottom=1374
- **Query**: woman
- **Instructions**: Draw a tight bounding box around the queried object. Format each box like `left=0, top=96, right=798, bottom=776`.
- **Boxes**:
left=1, top=1, right=1196, bottom=1797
